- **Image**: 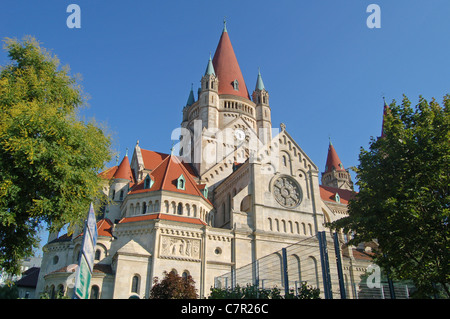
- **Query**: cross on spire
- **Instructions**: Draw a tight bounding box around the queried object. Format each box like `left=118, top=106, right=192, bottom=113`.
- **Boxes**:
left=223, top=16, right=227, bottom=32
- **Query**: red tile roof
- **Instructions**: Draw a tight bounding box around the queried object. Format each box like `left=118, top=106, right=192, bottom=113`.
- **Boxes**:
left=140, top=149, right=198, bottom=179
left=129, top=155, right=211, bottom=204
left=140, top=149, right=169, bottom=171
left=99, top=166, right=118, bottom=180
left=325, top=143, right=345, bottom=173
left=319, top=185, right=355, bottom=205
left=97, top=218, right=113, bottom=237
left=114, top=155, right=134, bottom=182
left=119, top=213, right=207, bottom=226
left=212, top=30, right=250, bottom=100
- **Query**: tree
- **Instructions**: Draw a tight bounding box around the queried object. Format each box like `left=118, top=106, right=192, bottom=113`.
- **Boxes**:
left=330, top=95, right=449, bottom=298
left=149, top=271, right=198, bottom=299
left=0, top=36, right=112, bottom=275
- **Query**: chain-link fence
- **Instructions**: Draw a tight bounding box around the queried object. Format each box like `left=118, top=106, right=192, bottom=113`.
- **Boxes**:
left=214, top=231, right=415, bottom=299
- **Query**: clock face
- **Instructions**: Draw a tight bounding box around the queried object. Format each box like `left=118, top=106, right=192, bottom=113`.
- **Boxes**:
left=234, top=129, right=245, bottom=141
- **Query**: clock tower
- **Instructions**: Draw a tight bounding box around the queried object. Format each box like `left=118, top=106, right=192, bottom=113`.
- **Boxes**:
left=181, top=22, right=272, bottom=184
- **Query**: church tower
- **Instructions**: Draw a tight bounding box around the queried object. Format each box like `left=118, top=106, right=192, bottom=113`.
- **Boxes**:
left=321, top=139, right=353, bottom=190
left=181, top=21, right=264, bottom=180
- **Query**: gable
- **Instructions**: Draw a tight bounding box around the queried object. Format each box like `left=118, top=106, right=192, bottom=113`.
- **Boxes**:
left=116, top=240, right=151, bottom=257
left=255, top=128, right=318, bottom=176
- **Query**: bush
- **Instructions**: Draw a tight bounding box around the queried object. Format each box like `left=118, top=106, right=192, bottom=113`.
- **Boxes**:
left=149, top=271, right=198, bottom=299
left=209, top=283, right=320, bottom=299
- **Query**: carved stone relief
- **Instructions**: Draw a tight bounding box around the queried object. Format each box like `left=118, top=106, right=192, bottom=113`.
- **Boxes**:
left=159, top=235, right=201, bottom=261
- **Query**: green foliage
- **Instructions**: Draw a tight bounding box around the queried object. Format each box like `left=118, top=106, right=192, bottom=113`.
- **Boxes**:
left=330, top=95, right=450, bottom=298
left=0, top=282, right=19, bottom=299
left=0, top=36, right=112, bottom=275
left=149, top=271, right=198, bottom=299
left=209, top=283, right=320, bottom=299
left=39, top=291, right=70, bottom=299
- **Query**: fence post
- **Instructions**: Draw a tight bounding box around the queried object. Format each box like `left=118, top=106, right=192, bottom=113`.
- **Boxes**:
left=254, top=260, right=260, bottom=288
left=318, top=231, right=333, bottom=299
left=333, top=232, right=347, bottom=299
left=231, top=267, right=236, bottom=290
left=282, top=247, right=289, bottom=296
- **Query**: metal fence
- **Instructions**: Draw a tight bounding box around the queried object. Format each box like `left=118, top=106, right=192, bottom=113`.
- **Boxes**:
left=214, top=231, right=415, bottom=299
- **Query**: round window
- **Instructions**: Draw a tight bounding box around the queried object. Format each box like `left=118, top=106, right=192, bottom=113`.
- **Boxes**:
left=272, top=175, right=302, bottom=208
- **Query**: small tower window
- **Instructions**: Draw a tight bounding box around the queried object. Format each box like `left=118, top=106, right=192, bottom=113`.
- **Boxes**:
left=177, top=175, right=185, bottom=190
left=131, top=275, right=140, bottom=294
left=233, top=79, right=239, bottom=91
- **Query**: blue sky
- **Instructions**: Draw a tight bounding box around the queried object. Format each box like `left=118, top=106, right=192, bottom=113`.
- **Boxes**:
left=2, top=0, right=450, bottom=252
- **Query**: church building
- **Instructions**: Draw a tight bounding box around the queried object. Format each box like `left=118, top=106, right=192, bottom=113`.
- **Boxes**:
left=35, top=22, right=377, bottom=299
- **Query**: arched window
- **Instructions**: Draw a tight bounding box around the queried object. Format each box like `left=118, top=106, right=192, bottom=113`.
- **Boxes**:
left=164, top=201, right=169, bottom=213
left=131, top=275, right=140, bottom=294
left=56, top=284, right=65, bottom=298
left=90, top=285, right=100, bottom=299
left=95, top=249, right=101, bottom=261
left=268, top=218, right=273, bottom=231
left=142, top=202, right=147, bottom=214
left=177, top=203, right=183, bottom=215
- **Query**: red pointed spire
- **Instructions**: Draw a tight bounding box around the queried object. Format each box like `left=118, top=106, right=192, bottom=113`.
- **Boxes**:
left=212, top=25, right=250, bottom=100
left=325, top=140, right=345, bottom=173
left=114, top=152, right=134, bottom=182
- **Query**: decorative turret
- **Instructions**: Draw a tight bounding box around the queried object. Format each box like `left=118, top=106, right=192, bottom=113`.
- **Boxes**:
left=252, top=69, right=272, bottom=145
left=186, top=84, right=196, bottom=107
left=321, top=139, right=353, bottom=191
left=197, top=53, right=220, bottom=130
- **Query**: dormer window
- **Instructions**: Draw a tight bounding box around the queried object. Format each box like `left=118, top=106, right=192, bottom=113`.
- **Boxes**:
left=335, top=193, right=341, bottom=203
left=177, top=174, right=186, bottom=190
left=202, top=185, right=208, bottom=198
left=144, top=174, right=154, bottom=189
left=233, top=79, right=239, bottom=91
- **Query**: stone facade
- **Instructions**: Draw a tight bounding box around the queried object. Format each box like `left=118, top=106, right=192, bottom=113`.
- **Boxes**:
left=35, top=25, right=375, bottom=299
